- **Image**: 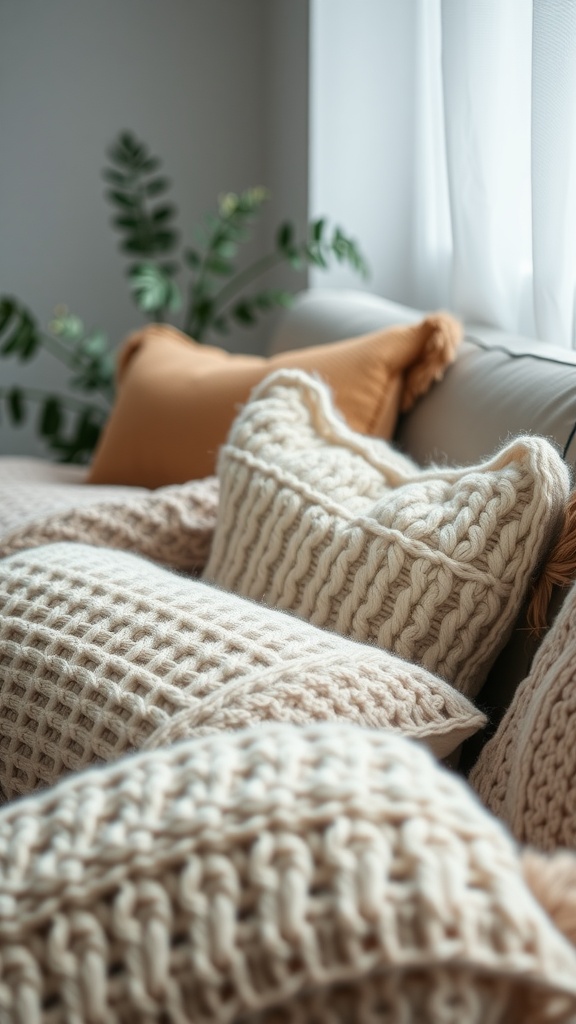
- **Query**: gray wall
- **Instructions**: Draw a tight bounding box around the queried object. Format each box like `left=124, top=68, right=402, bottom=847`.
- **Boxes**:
left=0, top=0, right=309, bottom=457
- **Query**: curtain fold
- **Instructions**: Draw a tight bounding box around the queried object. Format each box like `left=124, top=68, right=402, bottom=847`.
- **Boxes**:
left=310, top=0, right=576, bottom=348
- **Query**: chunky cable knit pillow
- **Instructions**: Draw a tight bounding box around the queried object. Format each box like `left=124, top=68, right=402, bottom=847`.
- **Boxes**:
left=470, top=578, right=576, bottom=850
left=0, top=542, right=485, bottom=799
left=204, top=370, right=570, bottom=697
left=0, top=724, right=574, bottom=1024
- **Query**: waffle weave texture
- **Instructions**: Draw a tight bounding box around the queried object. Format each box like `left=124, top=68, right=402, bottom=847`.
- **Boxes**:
left=204, top=370, right=570, bottom=697
left=0, top=542, right=485, bottom=799
left=470, top=578, right=576, bottom=850
left=0, top=723, right=575, bottom=1024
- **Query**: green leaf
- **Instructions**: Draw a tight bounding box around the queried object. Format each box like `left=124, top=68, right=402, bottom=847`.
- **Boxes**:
left=121, top=238, right=151, bottom=255
left=129, top=263, right=174, bottom=313
left=276, top=222, right=294, bottom=253
left=112, top=214, right=140, bottom=230
left=50, top=312, right=84, bottom=340
left=213, top=239, right=238, bottom=260
left=233, top=300, right=256, bottom=326
left=152, top=205, right=176, bottom=224
left=140, top=156, right=161, bottom=174
left=107, top=189, right=138, bottom=208
left=19, top=320, right=40, bottom=360
left=7, top=387, right=25, bottom=424
left=40, top=397, right=62, bottom=437
left=144, top=177, right=170, bottom=196
left=312, top=218, right=326, bottom=242
left=81, top=330, right=108, bottom=357
left=102, top=168, right=131, bottom=187
left=0, top=298, right=15, bottom=334
left=152, top=229, right=178, bottom=251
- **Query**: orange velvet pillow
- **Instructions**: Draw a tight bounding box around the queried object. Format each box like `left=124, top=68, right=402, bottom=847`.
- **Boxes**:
left=88, top=316, right=461, bottom=488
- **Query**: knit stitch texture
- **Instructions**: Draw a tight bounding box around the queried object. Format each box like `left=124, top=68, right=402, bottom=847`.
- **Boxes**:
left=470, top=578, right=576, bottom=850
left=0, top=723, right=575, bottom=1024
left=204, top=370, right=570, bottom=696
left=0, top=476, right=218, bottom=572
left=0, top=543, right=485, bottom=799
left=0, top=456, right=147, bottom=538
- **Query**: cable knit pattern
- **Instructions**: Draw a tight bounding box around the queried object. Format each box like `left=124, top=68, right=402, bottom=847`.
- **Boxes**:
left=204, top=370, right=570, bottom=697
left=0, top=723, right=574, bottom=1024
left=0, top=476, right=219, bottom=572
left=0, top=543, right=485, bottom=799
left=470, top=579, right=576, bottom=850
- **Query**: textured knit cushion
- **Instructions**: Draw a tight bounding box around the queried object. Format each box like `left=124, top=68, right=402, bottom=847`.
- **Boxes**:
left=0, top=724, right=574, bottom=1023
left=204, top=370, right=570, bottom=697
left=0, top=543, right=485, bottom=799
left=470, top=579, right=576, bottom=850
left=0, top=476, right=219, bottom=572
left=87, top=315, right=461, bottom=487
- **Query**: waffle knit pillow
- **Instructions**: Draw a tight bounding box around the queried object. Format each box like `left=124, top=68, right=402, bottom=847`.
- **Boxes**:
left=0, top=542, right=485, bottom=799
left=0, top=724, right=575, bottom=1024
left=470, top=578, right=576, bottom=850
left=204, top=370, right=570, bottom=697
left=88, top=314, right=461, bottom=487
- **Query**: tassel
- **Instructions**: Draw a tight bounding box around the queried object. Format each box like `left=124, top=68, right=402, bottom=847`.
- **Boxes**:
left=522, top=849, right=576, bottom=948
left=527, top=490, right=576, bottom=635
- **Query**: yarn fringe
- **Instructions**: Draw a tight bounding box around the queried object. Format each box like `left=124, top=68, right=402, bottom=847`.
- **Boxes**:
left=400, top=314, right=462, bottom=412
left=522, top=849, right=576, bottom=948
left=527, top=490, right=576, bottom=634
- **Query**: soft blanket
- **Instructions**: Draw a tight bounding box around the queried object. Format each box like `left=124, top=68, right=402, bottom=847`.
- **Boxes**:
left=0, top=457, right=219, bottom=572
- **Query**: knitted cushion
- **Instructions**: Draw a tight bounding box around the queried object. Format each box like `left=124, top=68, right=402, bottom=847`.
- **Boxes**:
left=204, top=370, right=570, bottom=697
left=0, top=724, right=574, bottom=1024
left=88, top=314, right=461, bottom=487
left=0, top=543, right=485, bottom=799
left=0, top=476, right=219, bottom=572
left=470, top=578, right=576, bottom=850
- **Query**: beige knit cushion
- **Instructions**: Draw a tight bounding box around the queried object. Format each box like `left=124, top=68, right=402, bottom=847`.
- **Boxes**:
left=0, top=724, right=574, bottom=1024
left=0, top=476, right=219, bottom=572
left=0, top=543, right=485, bottom=799
left=470, top=579, right=576, bottom=850
left=204, top=370, right=570, bottom=697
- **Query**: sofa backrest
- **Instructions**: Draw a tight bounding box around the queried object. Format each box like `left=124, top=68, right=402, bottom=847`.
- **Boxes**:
left=271, top=289, right=576, bottom=471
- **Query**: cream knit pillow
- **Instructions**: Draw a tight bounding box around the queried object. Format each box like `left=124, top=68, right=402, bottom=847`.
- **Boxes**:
left=204, top=370, right=570, bottom=697
left=0, top=543, right=485, bottom=799
left=0, top=724, right=574, bottom=1023
left=470, top=579, right=576, bottom=850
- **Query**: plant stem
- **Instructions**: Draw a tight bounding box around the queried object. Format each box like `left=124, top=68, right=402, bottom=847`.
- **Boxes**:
left=210, top=250, right=287, bottom=315
left=0, top=386, right=108, bottom=415
left=38, top=332, right=78, bottom=370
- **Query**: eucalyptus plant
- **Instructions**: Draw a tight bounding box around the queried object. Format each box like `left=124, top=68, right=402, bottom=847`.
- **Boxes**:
left=0, top=131, right=369, bottom=463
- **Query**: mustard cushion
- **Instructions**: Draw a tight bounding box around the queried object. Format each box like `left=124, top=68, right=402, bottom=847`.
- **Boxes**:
left=88, top=315, right=461, bottom=487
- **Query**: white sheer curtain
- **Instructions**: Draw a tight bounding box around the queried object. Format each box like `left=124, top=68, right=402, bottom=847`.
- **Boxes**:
left=310, top=0, right=576, bottom=348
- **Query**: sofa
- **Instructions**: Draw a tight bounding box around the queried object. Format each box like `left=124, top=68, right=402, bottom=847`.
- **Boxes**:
left=1, top=288, right=576, bottom=1022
